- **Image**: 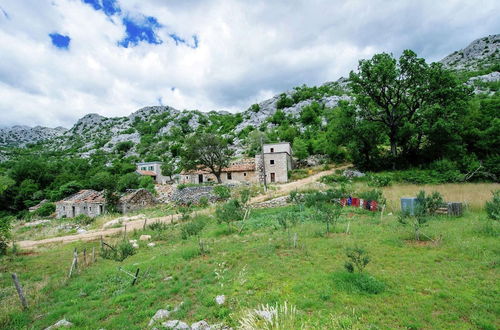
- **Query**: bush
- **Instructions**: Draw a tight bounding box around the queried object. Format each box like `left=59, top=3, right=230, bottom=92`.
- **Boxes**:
left=213, top=185, right=231, bottom=200
left=344, top=247, right=370, bottom=273
left=485, top=190, right=500, bottom=221
left=100, top=240, right=136, bottom=261
left=367, top=174, right=392, bottom=187
left=34, top=202, right=56, bottom=217
left=357, top=189, right=386, bottom=204
left=74, top=214, right=94, bottom=225
left=320, top=174, right=350, bottom=184
left=216, top=199, right=244, bottom=226
left=148, top=221, right=169, bottom=231
left=180, top=218, right=206, bottom=239
left=0, top=216, right=13, bottom=256
left=416, top=190, right=444, bottom=215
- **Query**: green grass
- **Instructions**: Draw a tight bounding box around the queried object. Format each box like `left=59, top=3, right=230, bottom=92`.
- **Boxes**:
left=1, top=205, right=499, bottom=329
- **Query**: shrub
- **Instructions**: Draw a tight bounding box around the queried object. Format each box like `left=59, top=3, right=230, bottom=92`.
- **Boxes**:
left=416, top=190, right=444, bottom=215
left=320, top=174, right=349, bottom=184
left=177, top=183, right=198, bottom=190
left=214, top=185, right=231, bottom=200
left=34, top=202, right=56, bottom=217
left=357, top=189, right=386, bottom=204
left=74, top=214, right=94, bottom=225
left=485, top=190, right=500, bottom=221
left=367, top=174, right=392, bottom=187
left=198, top=196, right=209, bottom=207
left=100, top=240, right=136, bottom=261
left=0, top=216, right=13, bottom=256
left=216, top=199, right=244, bottom=227
left=180, top=219, right=206, bottom=239
left=315, top=202, right=342, bottom=233
left=344, top=247, right=370, bottom=273
left=148, top=221, right=169, bottom=231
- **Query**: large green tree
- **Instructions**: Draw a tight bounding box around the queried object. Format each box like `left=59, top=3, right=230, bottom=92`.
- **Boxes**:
left=349, top=50, right=471, bottom=168
left=181, top=133, right=233, bottom=183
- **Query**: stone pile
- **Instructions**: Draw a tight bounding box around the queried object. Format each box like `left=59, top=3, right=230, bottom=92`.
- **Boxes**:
left=252, top=196, right=290, bottom=209
left=170, top=186, right=218, bottom=205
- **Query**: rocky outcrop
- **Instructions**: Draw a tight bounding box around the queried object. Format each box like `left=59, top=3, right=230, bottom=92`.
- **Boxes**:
left=440, top=34, right=500, bottom=70
left=0, top=125, right=67, bottom=147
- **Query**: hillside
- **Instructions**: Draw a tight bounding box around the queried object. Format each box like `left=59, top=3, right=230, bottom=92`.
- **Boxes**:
left=0, top=34, right=498, bottom=162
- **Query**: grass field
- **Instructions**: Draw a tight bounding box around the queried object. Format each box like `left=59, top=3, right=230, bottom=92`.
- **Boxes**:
left=1, top=192, right=499, bottom=329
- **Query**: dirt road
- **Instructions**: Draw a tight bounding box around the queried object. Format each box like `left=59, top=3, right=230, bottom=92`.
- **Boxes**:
left=17, top=166, right=347, bottom=249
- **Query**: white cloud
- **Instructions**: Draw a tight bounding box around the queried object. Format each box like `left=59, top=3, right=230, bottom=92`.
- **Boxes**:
left=0, top=0, right=498, bottom=127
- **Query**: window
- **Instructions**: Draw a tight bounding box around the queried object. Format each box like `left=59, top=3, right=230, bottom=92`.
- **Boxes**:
left=270, top=147, right=274, bottom=152
left=270, top=160, right=275, bottom=165
left=149, top=166, right=154, bottom=171
left=141, top=166, right=147, bottom=170
left=227, top=172, right=232, bottom=180
left=244, top=173, right=247, bottom=176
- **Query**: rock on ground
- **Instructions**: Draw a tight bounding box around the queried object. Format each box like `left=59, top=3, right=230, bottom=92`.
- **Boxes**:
left=148, top=309, right=171, bottom=326
left=44, top=319, right=73, bottom=329
left=140, top=234, right=152, bottom=241
left=215, top=295, right=225, bottom=305
left=191, top=320, right=211, bottom=330
left=162, top=320, right=190, bottom=329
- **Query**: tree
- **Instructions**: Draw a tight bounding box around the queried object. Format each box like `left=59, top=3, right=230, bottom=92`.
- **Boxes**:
left=0, top=216, right=12, bottom=255
left=181, top=133, right=233, bottom=183
left=349, top=50, right=471, bottom=169
left=161, top=159, right=177, bottom=181
left=292, top=138, right=309, bottom=161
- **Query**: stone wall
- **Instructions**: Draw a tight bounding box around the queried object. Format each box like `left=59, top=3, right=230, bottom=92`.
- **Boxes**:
left=56, top=202, right=105, bottom=218
left=170, top=186, right=219, bottom=205
left=258, top=152, right=291, bottom=183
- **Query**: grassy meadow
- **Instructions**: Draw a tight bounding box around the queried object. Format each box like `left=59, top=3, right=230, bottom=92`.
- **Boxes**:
left=1, top=181, right=499, bottom=329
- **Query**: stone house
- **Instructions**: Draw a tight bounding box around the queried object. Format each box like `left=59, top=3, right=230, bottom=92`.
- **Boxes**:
left=180, top=142, right=293, bottom=184
left=56, top=190, right=106, bottom=218
left=117, top=188, right=157, bottom=213
left=180, top=159, right=256, bottom=184
left=136, top=161, right=170, bottom=184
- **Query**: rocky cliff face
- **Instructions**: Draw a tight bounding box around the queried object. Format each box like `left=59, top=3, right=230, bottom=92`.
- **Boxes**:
left=0, top=125, right=67, bottom=147
left=440, top=34, right=499, bottom=70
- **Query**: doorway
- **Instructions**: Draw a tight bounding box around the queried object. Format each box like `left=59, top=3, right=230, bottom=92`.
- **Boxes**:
left=71, top=206, right=75, bottom=217
left=270, top=173, right=276, bottom=183
left=198, top=174, right=204, bottom=183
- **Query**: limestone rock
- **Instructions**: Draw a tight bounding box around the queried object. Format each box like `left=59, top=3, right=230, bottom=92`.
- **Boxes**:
left=147, top=242, right=156, bottom=247
left=148, top=309, right=171, bottom=326
left=215, top=295, right=225, bottom=305
left=191, top=320, right=211, bottom=330
left=140, top=234, right=152, bottom=241
left=161, top=320, right=190, bottom=329
left=44, top=319, right=73, bottom=329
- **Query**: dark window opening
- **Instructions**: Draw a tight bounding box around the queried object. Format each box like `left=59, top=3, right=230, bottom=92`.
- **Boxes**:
left=227, top=172, right=232, bottom=180
left=270, top=147, right=274, bottom=152
left=270, top=160, right=275, bottom=165
left=244, top=173, right=247, bottom=176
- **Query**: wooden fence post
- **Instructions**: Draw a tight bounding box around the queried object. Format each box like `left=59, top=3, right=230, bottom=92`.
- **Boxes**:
left=83, top=248, right=87, bottom=266
left=92, top=247, right=96, bottom=263
left=143, top=219, right=147, bottom=230
left=68, top=248, right=78, bottom=278
left=11, top=273, right=28, bottom=310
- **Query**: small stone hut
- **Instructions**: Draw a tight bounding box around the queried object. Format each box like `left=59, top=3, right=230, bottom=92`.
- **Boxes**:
left=117, top=188, right=156, bottom=213
left=55, top=190, right=106, bottom=218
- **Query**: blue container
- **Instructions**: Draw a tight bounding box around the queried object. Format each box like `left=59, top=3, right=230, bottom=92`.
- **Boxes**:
left=401, top=197, right=418, bottom=216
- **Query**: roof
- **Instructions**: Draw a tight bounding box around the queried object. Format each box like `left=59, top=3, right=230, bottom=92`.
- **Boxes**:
left=136, top=162, right=162, bottom=165
left=57, top=190, right=105, bottom=204
left=263, top=142, right=291, bottom=146
left=137, top=170, right=157, bottom=176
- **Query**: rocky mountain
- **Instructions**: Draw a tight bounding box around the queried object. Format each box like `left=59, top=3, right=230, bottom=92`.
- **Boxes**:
left=1, top=34, right=498, bottom=159
left=0, top=125, right=67, bottom=147
left=440, top=34, right=499, bottom=70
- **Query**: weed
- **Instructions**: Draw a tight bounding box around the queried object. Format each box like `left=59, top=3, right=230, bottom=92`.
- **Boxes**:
left=332, top=271, right=385, bottom=294
left=485, top=190, right=500, bottom=220
left=344, top=247, right=370, bottom=273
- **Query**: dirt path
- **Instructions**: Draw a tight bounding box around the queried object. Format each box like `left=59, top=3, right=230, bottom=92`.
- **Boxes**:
left=17, top=165, right=348, bottom=249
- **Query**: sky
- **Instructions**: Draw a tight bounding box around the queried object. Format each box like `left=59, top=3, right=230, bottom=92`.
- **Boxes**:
left=0, top=0, right=498, bottom=128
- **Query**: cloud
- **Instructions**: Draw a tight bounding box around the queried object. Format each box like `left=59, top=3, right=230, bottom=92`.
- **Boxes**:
left=0, top=0, right=499, bottom=128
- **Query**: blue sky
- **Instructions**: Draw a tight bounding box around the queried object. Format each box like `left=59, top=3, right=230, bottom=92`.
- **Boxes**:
left=0, top=0, right=498, bottom=127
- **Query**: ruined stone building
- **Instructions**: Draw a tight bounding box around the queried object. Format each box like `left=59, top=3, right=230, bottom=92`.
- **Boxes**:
left=55, top=189, right=156, bottom=218
left=117, top=188, right=156, bottom=213
left=56, top=190, right=106, bottom=218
